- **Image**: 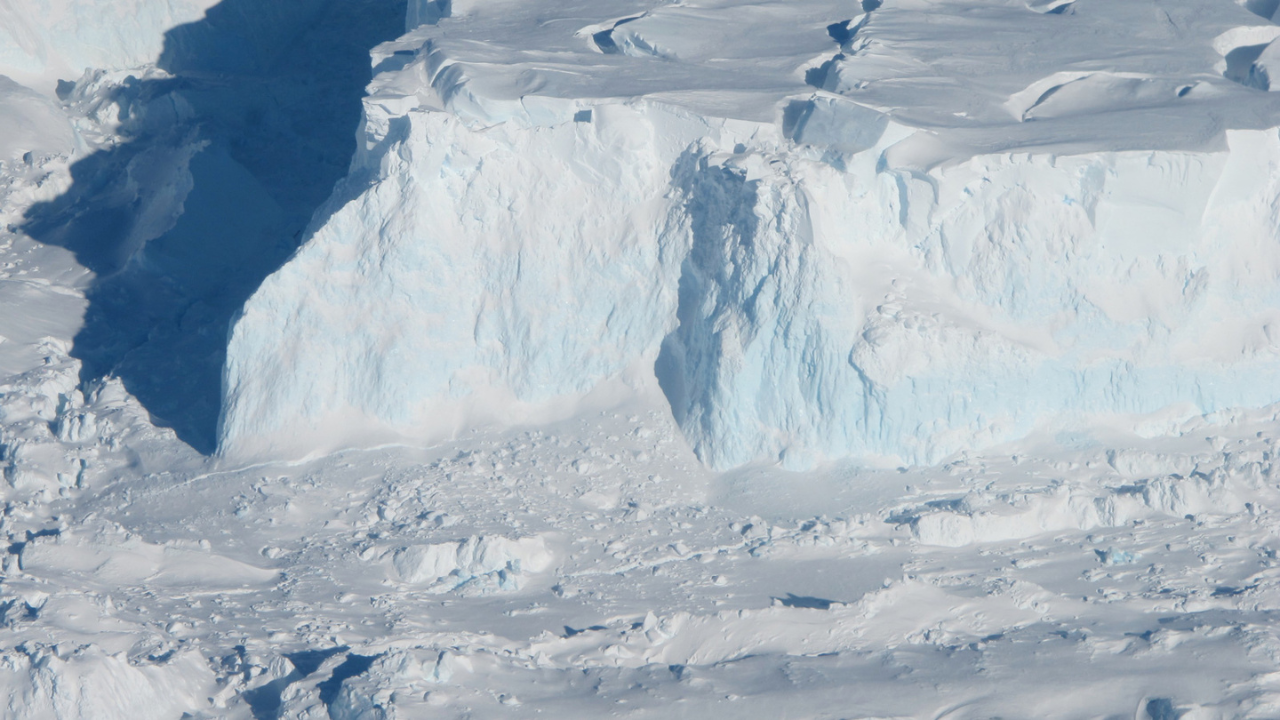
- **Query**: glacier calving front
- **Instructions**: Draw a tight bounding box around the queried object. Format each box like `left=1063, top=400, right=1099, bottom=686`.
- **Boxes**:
left=221, top=0, right=1280, bottom=468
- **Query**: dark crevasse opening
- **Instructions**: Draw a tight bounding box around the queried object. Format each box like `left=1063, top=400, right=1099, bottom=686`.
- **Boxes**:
left=20, top=0, right=407, bottom=453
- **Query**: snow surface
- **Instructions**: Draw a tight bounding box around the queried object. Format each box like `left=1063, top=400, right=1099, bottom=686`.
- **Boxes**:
left=0, top=0, right=219, bottom=93
left=5, top=0, right=1280, bottom=719
left=222, top=0, right=1280, bottom=470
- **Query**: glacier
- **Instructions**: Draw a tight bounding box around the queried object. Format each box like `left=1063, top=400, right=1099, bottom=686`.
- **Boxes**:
left=15, top=2, right=1280, bottom=719
left=220, top=0, right=1280, bottom=469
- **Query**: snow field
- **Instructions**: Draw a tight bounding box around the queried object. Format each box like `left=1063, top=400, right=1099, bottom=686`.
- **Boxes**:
left=4, top=0, right=1280, bottom=717
left=10, top=372, right=1280, bottom=717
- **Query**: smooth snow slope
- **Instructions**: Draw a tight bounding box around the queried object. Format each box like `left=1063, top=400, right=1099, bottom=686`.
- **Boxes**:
left=0, top=0, right=219, bottom=93
left=223, top=0, right=1280, bottom=469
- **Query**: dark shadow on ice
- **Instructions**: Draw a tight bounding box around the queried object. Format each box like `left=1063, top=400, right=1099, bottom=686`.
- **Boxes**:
left=1242, top=0, right=1280, bottom=20
left=243, top=673, right=299, bottom=720
left=1144, top=698, right=1183, bottom=720
left=773, top=593, right=835, bottom=610
left=242, top=646, right=349, bottom=720
left=316, top=653, right=378, bottom=709
left=20, top=0, right=405, bottom=453
left=1224, top=43, right=1271, bottom=89
left=655, top=156, right=761, bottom=463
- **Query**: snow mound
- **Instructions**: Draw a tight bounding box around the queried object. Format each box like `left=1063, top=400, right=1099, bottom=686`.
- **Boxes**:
left=19, top=529, right=278, bottom=589
left=222, top=0, right=1280, bottom=469
left=389, top=535, right=553, bottom=594
left=530, top=579, right=1050, bottom=668
left=907, top=471, right=1251, bottom=548
left=0, top=645, right=215, bottom=720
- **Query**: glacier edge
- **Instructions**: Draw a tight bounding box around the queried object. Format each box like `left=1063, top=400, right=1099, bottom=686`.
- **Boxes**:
left=219, top=83, right=1280, bottom=468
left=218, top=1, right=1280, bottom=469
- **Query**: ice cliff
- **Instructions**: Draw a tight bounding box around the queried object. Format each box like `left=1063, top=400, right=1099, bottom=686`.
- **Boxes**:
left=220, top=0, right=1280, bottom=469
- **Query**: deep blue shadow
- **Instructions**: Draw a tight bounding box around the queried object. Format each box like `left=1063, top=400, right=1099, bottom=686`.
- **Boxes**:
left=317, top=653, right=378, bottom=706
left=21, top=0, right=405, bottom=453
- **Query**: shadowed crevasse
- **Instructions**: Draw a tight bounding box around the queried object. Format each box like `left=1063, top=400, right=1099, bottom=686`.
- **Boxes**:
left=655, top=156, right=763, bottom=466
left=20, top=0, right=405, bottom=453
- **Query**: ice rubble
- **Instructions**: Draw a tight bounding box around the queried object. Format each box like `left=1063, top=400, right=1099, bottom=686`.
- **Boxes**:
left=220, top=0, right=1280, bottom=469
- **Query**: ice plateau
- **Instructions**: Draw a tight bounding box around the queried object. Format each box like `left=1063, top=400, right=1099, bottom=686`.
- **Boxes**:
left=221, top=0, right=1280, bottom=470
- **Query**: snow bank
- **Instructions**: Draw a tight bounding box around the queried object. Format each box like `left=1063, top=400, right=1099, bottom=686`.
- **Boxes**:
left=0, top=0, right=219, bottom=92
left=0, top=78, right=75, bottom=165
left=530, top=579, right=1051, bottom=668
left=0, top=645, right=215, bottom=720
left=389, top=534, right=553, bottom=594
left=19, top=529, right=279, bottom=589
left=221, top=0, right=1280, bottom=469
left=908, top=471, right=1251, bottom=548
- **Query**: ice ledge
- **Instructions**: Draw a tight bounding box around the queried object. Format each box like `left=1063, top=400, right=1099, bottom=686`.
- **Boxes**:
left=220, top=0, right=1280, bottom=468
left=219, top=80, right=1280, bottom=469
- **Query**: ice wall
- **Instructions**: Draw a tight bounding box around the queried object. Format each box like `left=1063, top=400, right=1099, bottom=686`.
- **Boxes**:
left=219, top=101, right=714, bottom=459
left=220, top=0, right=1280, bottom=468
left=221, top=99, right=1280, bottom=466
left=661, top=128, right=1280, bottom=467
left=405, top=0, right=453, bottom=30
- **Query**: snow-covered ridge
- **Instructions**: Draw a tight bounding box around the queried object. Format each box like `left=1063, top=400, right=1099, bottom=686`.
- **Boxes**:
left=221, top=0, right=1280, bottom=468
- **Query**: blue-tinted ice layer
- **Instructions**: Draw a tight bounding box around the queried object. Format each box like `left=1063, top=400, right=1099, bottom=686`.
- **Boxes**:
left=219, top=0, right=1280, bottom=468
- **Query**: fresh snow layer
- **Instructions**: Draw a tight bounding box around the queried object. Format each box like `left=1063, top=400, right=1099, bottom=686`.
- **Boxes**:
left=223, top=0, right=1280, bottom=469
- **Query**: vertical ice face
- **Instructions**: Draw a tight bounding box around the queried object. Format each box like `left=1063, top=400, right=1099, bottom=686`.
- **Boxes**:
left=221, top=104, right=1280, bottom=467
left=220, top=0, right=1280, bottom=468
left=656, top=150, right=871, bottom=470
left=660, top=132, right=1280, bottom=469
left=219, top=103, right=713, bottom=459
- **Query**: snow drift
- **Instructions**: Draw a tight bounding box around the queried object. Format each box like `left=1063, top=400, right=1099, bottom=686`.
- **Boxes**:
left=0, top=0, right=219, bottom=92
left=220, top=0, right=1280, bottom=469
